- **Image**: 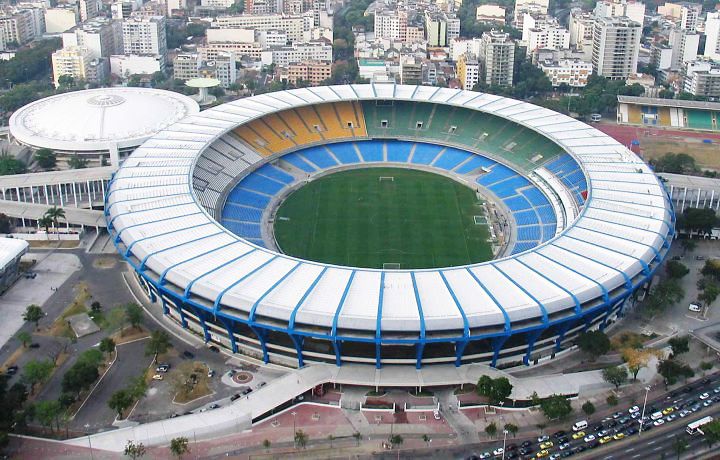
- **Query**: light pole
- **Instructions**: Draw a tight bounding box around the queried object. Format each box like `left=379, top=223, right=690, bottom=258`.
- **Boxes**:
left=84, top=423, right=94, bottom=460
left=638, top=386, right=651, bottom=435
left=291, top=411, right=297, bottom=448
left=501, top=429, right=509, bottom=460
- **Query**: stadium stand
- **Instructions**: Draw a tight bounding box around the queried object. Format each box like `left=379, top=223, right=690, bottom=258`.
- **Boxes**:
left=277, top=109, right=323, bottom=145
left=327, top=143, right=361, bottom=164
left=299, top=146, right=339, bottom=169
left=543, top=154, right=588, bottom=205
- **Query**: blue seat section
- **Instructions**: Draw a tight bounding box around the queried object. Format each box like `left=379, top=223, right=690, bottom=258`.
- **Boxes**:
left=455, top=155, right=496, bottom=174
left=517, top=226, right=541, bottom=241
left=536, top=206, right=556, bottom=225
left=545, top=154, right=578, bottom=176
left=512, top=242, right=537, bottom=254
left=433, top=148, right=473, bottom=170
left=299, top=146, right=338, bottom=169
left=357, top=140, right=384, bottom=162
left=256, top=164, right=294, bottom=184
left=226, top=188, right=271, bottom=208
left=522, top=188, right=550, bottom=207
left=411, top=143, right=444, bottom=165
left=222, top=203, right=262, bottom=222
left=504, top=195, right=532, bottom=211
left=283, top=152, right=316, bottom=173
left=245, top=238, right=266, bottom=248
left=545, top=154, right=587, bottom=205
left=328, top=143, right=361, bottom=164
left=542, top=224, right=556, bottom=242
left=514, top=210, right=539, bottom=226
left=386, top=140, right=413, bottom=162
left=239, top=173, right=284, bottom=195
left=488, top=176, right=531, bottom=198
left=223, top=221, right=262, bottom=239
left=476, top=164, right=516, bottom=186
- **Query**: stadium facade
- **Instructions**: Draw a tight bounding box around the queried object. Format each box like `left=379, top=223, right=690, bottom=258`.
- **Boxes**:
left=106, top=84, right=674, bottom=370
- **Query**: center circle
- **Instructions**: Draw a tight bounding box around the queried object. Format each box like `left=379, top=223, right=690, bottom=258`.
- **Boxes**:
left=272, top=167, right=493, bottom=269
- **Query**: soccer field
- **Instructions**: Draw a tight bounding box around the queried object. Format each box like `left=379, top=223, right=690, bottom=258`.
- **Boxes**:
left=273, top=168, right=493, bottom=269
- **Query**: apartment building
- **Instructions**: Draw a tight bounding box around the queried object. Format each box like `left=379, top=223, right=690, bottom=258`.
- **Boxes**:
left=480, top=30, right=515, bottom=87
left=591, top=16, right=641, bottom=80
left=538, top=58, right=592, bottom=87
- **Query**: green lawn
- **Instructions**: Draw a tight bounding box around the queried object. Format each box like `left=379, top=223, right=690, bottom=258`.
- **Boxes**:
left=273, top=168, right=493, bottom=269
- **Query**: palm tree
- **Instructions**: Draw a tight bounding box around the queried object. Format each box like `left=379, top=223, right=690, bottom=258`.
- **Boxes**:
left=294, top=429, right=308, bottom=449
left=352, top=431, right=362, bottom=446
left=38, top=215, right=53, bottom=239
left=422, top=434, right=431, bottom=447
left=44, top=206, right=65, bottom=239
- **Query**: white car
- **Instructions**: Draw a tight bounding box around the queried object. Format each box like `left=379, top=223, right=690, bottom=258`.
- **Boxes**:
left=653, top=419, right=665, bottom=427
left=713, top=387, right=720, bottom=394
left=537, top=435, right=550, bottom=443
left=628, top=406, right=640, bottom=414
left=152, top=374, right=163, bottom=380
left=584, top=434, right=596, bottom=443
left=549, top=454, right=561, bottom=460
left=478, top=453, right=491, bottom=459
left=688, top=303, right=702, bottom=312
left=700, top=392, right=710, bottom=400
left=679, top=409, right=691, bottom=418
left=493, top=448, right=504, bottom=456
left=558, top=442, right=571, bottom=450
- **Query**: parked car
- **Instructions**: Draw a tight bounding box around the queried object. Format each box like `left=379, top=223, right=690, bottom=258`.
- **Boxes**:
left=156, top=364, right=170, bottom=373
left=208, top=345, right=220, bottom=353
left=182, top=351, right=195, bottom=359
left=207, top=369, right=215, bottom=378
left=28, top=343, right=40, bottom=349
left=152, top=374, right=163, bottom=381
left=5, top=366, right=18, bottom=375
left=208, top=403, right=220, bottom=410
left=230, top=393, right=241, bottom=402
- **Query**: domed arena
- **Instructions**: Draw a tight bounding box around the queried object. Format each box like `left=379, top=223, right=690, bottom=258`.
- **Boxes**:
left=106, top=84, right=674, bottom=370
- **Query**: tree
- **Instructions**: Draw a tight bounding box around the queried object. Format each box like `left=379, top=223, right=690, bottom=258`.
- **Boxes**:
left=0, top=213, right=11, bottom=234
left=698, top=277, right=720, bottom=306
left=0, top=153, right=27, bottom=175
left=504, top=423, right=518, bottom=437
left=262, top=439, right=271, bottom=451
left=125, top=303, right=143, bottom=331
left=91, top=301, right=102, bottom=313
left=622, top=347, right=655, bottom=381
left=294, top=429, right=308, bottom=449
left=388, top=434, right=403, bottom=449
left=99, top=337, right=116, bottom=354
left=673, top=435, right=688, bottom=459
left=145, top=330, right=172, bottom=362
left=353, top=431, right=362, bottom=446
left=576, top=330, right=611, bottom=360
left=169, top=436, right=189, bottom=459
left=602, top=366, right=628, bottom=390
left=680, top=239, right=697, bottom=254
left=17, top=331, right=32, bottom=348
left=23, top=304, right=44, bottom=330
left=43, top=206, right=66, bottom=238
left=67, top=154, right=88, bottom=169
left=421, top=433, right=431, bottom=447
left=475, top=375, right=513, bottom=404
left=657, top=359, right=695, bottom=386
left=668, top=336, right=690, bottom=356
left=34, top=400, right=62, bottom=433
left=61, top=360, right=99, bottom=395
left=606, top=394, right=618, bottom=406
left=539, top=394, right=573, bottom=420
left=704, top=419, right=720, bottom=448
left=327, top=434, right=335, bottom=448
left=34, top=148, right=56, bottom=170
left=38, top=215, right=53, bottom=237
left=124, top=440, right=146, bottom=459
left=677, top=207, right=718, bottom=234
left=22, top=359, right=54, bottom=391
left=108, top=389, right=134, bottom=419
left=581, top=401, right=595, bottom=416
left=666, top=260, right=689, bottom=279
left=485, top=421, right=497, bottom=438
left=651, top=153, right=697, bottom=175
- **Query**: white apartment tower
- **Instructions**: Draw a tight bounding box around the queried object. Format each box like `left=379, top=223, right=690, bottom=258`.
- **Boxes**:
left=122, top=15, right=167, bottom=58
left=591, top=16, right=641, bottom=80
left=593, top=0, right=645, bottom=26
left=705, top=12, right=720, bottom=61
left=480, top=30, right=515, bottom=87
left=52, top=45, right=92, bottom=87
left=374, top=8, right=407, bottom=41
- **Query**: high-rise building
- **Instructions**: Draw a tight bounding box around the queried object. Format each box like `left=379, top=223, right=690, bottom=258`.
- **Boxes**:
left=121, top=15, right=167, bottom=58
left=425, top=11, right=448, bottom=47
left=52, top=45, right=92, bottom=87
left=284, top=60, right=331, bottom=85
left=173, top=52, right=201, bottom=81
left=569, top=8, right=594, bottom=50
left=705, top=12, right=720, bottom=61
left=0, top=10, right=36, bottom=46
left=63, top=18, right=122, bottom=59
left=526, top=25, right=569, bottom=56
left=683, top=60, right=720, bottom=98
left=457, top=52, right=479, bottom=89
left=374, top=8, right=407, bottom=40
left=591, top=16, right=641, bottom=80
left=213, top=14, right=304, bottom=42
left=44, top=6, right=80, bottom=34
left=594, top=0, right=645, bottom=26
left=669, top=28, right=699, bottom=69
left=399, top=54, right=422, bottom=85
left=658, top=2, right=702, bottom=32
left=244, top=0, right=279, bottom=15
left=479, top=30, right=515, bottom=86
left=79, top=0, right=101, bottom=22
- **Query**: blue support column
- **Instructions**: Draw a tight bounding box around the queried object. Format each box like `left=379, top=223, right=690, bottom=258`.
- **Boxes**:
left=149, top=289, right=157, bottom=303
left=581, top=314, right=594, bottom=333
left=524, top=329, right=544, bottom=366
left=455, top=340, right=469, bottom=367
left=491, top=335, right=509, bottom=368
left=332, top=340, right=342, bottom=366
left=249, top=325, right=269, bottom=363
left=290, top=334, right=305, bottom=368
left=175, top=303, right=188, bottom=329
left=159, top=297, right=169, bottom=315
left=375, top=342, right=382, bottom=369
left=555, top=321, right=575, bottom=351
left=415, top=342, right=425, bottom=370
left=219, top=316, right=238, bottom=353
left=189, top=305, right=210, bottom=343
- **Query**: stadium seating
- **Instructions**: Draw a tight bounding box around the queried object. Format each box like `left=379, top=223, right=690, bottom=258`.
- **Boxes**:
left=411, top=143, right=444, bottom=165
left=276, top=109, right=323, bottom=145
left=299, top=146, right=339, bottom=169
left=386, top=140, right=413, bottom=163
left=358, top=140, right=384, bottom=162
left=282, top=152, right=317, bottom=173
left=432, top=147, right=474, bottom=171
left=544, top=154, right=588, bottom=205
left=327, top=143, right=361, bottom=163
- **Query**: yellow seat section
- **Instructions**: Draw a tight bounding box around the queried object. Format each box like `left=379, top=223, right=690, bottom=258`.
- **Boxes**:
left=333, top=101, right=366, bottom=137
left=234, top=125, right=273, bottom=156
left=351, top=101, right=367, bottom=136
left=314, top=103, right=347, bottom=139
left=264, top=113, right=296, bottom=142
left=295, top=106, right=326, bottom=136
left=277, top=109, right=323, bottom=146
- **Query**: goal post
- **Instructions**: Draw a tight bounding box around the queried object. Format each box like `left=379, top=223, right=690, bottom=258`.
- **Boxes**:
left=378, top=176, right=395, bottom=182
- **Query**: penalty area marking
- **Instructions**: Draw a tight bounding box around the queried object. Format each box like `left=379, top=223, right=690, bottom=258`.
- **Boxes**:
left=383, top=263, right=401, bottom=269
left=474, top=216, right=487, bottom=225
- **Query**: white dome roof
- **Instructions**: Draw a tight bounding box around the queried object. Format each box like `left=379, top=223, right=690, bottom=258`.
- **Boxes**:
left=9, top=88, right=199, bottom=152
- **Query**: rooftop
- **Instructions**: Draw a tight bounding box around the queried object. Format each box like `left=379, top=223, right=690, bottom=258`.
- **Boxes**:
left=617, top=95, right=720, bottom=111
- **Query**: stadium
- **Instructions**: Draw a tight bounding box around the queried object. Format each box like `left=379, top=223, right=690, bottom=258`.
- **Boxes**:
left=106, top=84, right=674, bottom=370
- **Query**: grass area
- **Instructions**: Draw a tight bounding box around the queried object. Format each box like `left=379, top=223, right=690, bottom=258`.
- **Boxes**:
left=171, top=361, right=213, bottom=404
left=274, top=168, right=492, bottom=269
left=641, top=139, right=720, bottom=171
left=43, top=282, right=91, bottom=339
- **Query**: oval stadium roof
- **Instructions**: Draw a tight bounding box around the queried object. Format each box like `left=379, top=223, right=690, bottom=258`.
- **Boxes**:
left=107, top=84, right=673, bottom=335
left=9, top=88, right=199, bottom=152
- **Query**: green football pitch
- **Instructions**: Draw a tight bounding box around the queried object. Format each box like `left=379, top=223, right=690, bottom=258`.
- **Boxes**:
left=273, top=168, right=493, bottom=269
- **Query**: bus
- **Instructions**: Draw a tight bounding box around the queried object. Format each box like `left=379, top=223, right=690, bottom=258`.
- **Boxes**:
left=687, top=416, right=713, bottom=435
